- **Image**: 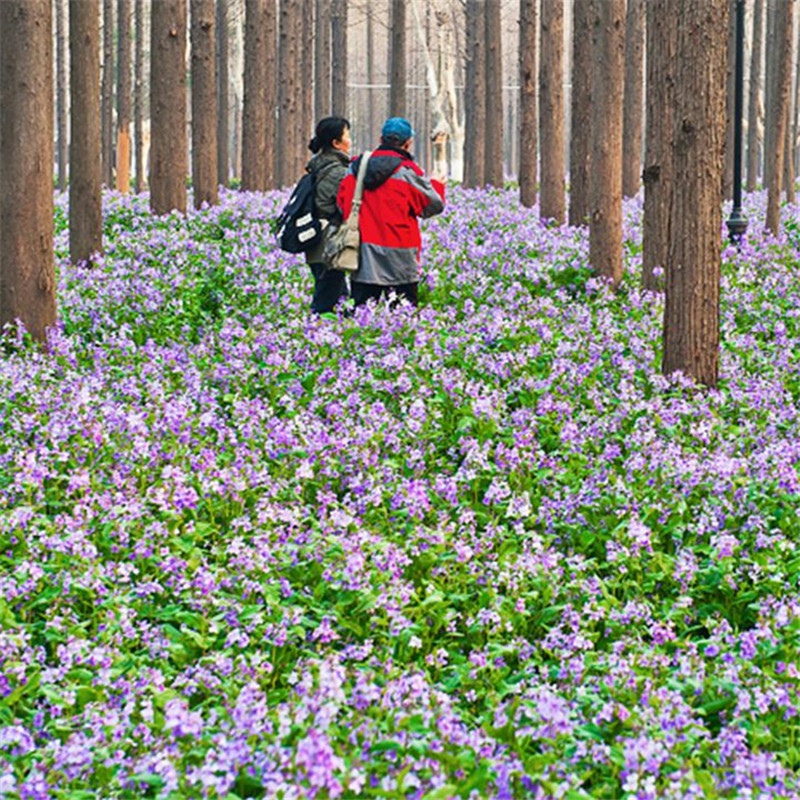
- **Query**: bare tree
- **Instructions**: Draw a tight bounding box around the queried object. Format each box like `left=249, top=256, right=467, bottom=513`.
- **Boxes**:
left=622, top=0, right=644, bottom=198
left=540, top=0, right=565, bottom=224
left=277, top=0, right=304, bottom=185
left=315, top=0, right=332, bottom=118
left=117, top=0, right=132, bottom=193
left=102, top=0, right=115, bottom=186
left=217, top=0, right=230, bottom=187
left=642, top=0, right=675, bottom=291
left=519, top=0, right=537, bottom=207
left=56, top=0, right=69, bottom=192
left=134, top=0, right=145, bottom=192
left=723, top=7, right=736, bottom=199
left=662, top=0, right=728, bottom=388
left=746, top=0, right=764, bottom=191
left=331, top=0, right=348, bottom=115
left=463, top=0, right=486, bottom=187
left=485, top=0, right=504, bottom=186
left=570, top=0, right=594, bottom=226
left=589, top=0, right=625, bottom=287
left=0, top=0, right=57, bottom=344
left=69, top=0, right=103, bottom=266
left=150, top=0, right=188, bottom=214
left=242, top=0, right=271, bottom=190
left=191, top=0, right=218, bottom=208
left=389, top=0, right=407, bottom=116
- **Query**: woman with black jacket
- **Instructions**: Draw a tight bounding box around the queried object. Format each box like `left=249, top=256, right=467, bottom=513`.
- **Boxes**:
left=304, top=117, right=351, bottom=314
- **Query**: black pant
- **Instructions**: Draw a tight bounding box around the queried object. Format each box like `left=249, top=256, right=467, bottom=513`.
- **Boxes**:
left=309, top=263, right=348, bottom=314
left=351, top=282, right=418, bottom=309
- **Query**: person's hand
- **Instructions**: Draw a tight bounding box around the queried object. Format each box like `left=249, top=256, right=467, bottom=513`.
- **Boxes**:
left=431, top=130, right=448, bottom=146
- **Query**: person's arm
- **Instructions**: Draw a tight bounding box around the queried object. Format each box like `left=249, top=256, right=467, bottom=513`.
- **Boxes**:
left=315, top=162, right=347, bottom=220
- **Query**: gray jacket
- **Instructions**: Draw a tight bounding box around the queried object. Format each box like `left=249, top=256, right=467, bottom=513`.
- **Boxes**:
left=305, top=149, right=349, bottom=265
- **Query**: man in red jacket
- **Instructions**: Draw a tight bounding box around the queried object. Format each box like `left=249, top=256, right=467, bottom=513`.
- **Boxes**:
left=337, top=117, right=446, bottom=308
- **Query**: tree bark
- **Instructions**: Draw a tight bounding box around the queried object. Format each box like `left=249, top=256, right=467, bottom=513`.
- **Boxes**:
left=56, top=0, right=69, bottom=192
left=642, top=0, right=675, bottom=291
left=570, top=0, right=594, bottom=226
left=484, top=0, right=504, bottom=186
left=622, top=0, right=644, bottom=198
left=315, top=0, right=331, bottom=119
left=662, top=0, right=727, bottom=388
left=765, top=0, right=794, bottom=235
left=69, top=0, right=103, bottom=266
left=589, top=0, right=624, bottom=287
left=216, top=0, right=229, bottom=188
left=519, top=0, right=537, bottom=207
left=191, top=0, right=218, bottom=208
left=0, top=0, right=57, bottom=344
left=150, top=0, right=188, bottom=215
left=746, top=0, right=763, bottom=191
left=134, top=0, right=144, bottom=192
left=116, top=0, right=132, bottom=193
left=389, top=0, right=406, bottom=116
left=786, top=104, right=796, bottom=204
left=723, top=5, right=736, bottom=199
left=277, top=0, right=303, bottom=186
left=242, top=0, right=270, bottom=190
left=102, top=0, right=115, bottom=186
left=331, top=0, right=347, bottom=116
left=463, top=0, right=486, bottom=187
left=539, top=0, right=565, bottom=224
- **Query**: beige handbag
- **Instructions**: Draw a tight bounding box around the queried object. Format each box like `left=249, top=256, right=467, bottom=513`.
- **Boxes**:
left=324, top=151, right=372, bottom=273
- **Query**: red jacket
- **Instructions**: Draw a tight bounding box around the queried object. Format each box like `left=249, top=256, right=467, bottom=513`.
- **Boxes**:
left=337, top=146, right=445, bottom=285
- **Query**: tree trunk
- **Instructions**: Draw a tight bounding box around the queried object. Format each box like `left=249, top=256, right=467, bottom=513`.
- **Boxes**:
left=589, top=0, right=624, bottom=287
left=116, top=0, right=132, bottom=193
left=765, top=0, right=794, bottom=235
left=56, top=0, right=69, bottom=192
left=0, top=0, right=57, bottom=344
left=315, top=0, right=331, bottom=119
left=331, top=0, right=347, bottom=116
left=723, top=6, right=736, bottom=199
left=216, top=0, right=229, bottom=188
left=642, top=0, right=675, bottom=291
left=302, top=4, right=313, bottom=158
left=134, top=0, right=144, bottom=193
left=389, top=0, right=406, bottom=116
left=519, top=0, right=537, bottom=207
left=242, top=0, right=269, bottom=190
left=485, top=0, right=504, bottom=186
left=463, top=0, right=486, bottom=187
left=191, top=0, right=218, bottom=208
left=278, top=0, right=303, bottom=186
left=150, top=0, right=188, bottom=215
left=622, top=0, right=644, bottom=198
left=746, top=0, right=763, bottom=191
left=570, top=0, right=594, bottom=226
left=102, top=0, right=115, bottom=186
left=69, top=0, right=103, bottom=266
left=539, top=0, right=565, bottom=224
left=662, top=0, right=727, bottom=388
left=366, top=7, right=374, bottom=141
left=786, top=104, right=796, bottom=204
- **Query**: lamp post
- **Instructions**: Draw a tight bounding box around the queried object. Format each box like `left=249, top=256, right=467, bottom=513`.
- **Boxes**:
left=726, top=0, right=748, bottom=245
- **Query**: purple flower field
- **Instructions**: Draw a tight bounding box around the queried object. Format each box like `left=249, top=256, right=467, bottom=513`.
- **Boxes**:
left=2, top=186, right=800, bottom=798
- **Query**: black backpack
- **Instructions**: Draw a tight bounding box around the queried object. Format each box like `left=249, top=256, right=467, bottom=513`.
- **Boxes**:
left=275, top=172, right=323, bottom=254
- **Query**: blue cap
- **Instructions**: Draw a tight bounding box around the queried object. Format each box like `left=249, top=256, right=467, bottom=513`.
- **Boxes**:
left=381, top=117, right=414, bottom=144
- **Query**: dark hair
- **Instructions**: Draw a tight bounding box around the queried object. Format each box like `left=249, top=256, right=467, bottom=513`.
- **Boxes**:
left=308, top=116, right=350, bottom=153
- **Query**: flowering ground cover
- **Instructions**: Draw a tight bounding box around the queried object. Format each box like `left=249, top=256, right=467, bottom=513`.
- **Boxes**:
left=1, top=185, right=800, bottom=798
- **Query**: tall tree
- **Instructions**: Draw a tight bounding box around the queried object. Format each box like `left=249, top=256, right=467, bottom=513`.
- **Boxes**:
left=622, top=0, right=644, bottom=198
left=539, top=0, right=565, bottom=224
left=662, top=0, right=728, bottom=388
left=746, top=0, right=764, bottom=191
left=331, top=0, right=348, bottom=115
left=570, top=0, right=594, bottom=226
left=765, top=0, right=794, bottom=234
left=0, top=0, right=57, bottom=344
left=485, top=0, right=504, bottom=186
left=519, top=0, right=537, bottom=207
left=216, top=0, right=229, bottom=187
left=242, top=0, right=269, bottom=190
left=302, top=4, right=313, bottom=150
left=642, top=0, right=676, bottom=291
left=150, top=0, right=188, bottom=214
left=191, top=0, right=218, bottom=208
left=315, top=0, right=332, bottom=118
left=102, top=0, right=115, bottom=186
left=56, top=0, right=69, bottom=192
left=389, top=0, right=407, bottom=116
left=463, top=0, right=486, bottom=187
left=589, top=0, right=625, bottom=287
left=117, top=0, right=132, bottom=193
left=69, top=0, right=103, bottom=266
left=278, top=0, right=303, bottom=185
left=134, top=0, right=145, bottom=192
left=723, top=6, right=736, bottom=199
